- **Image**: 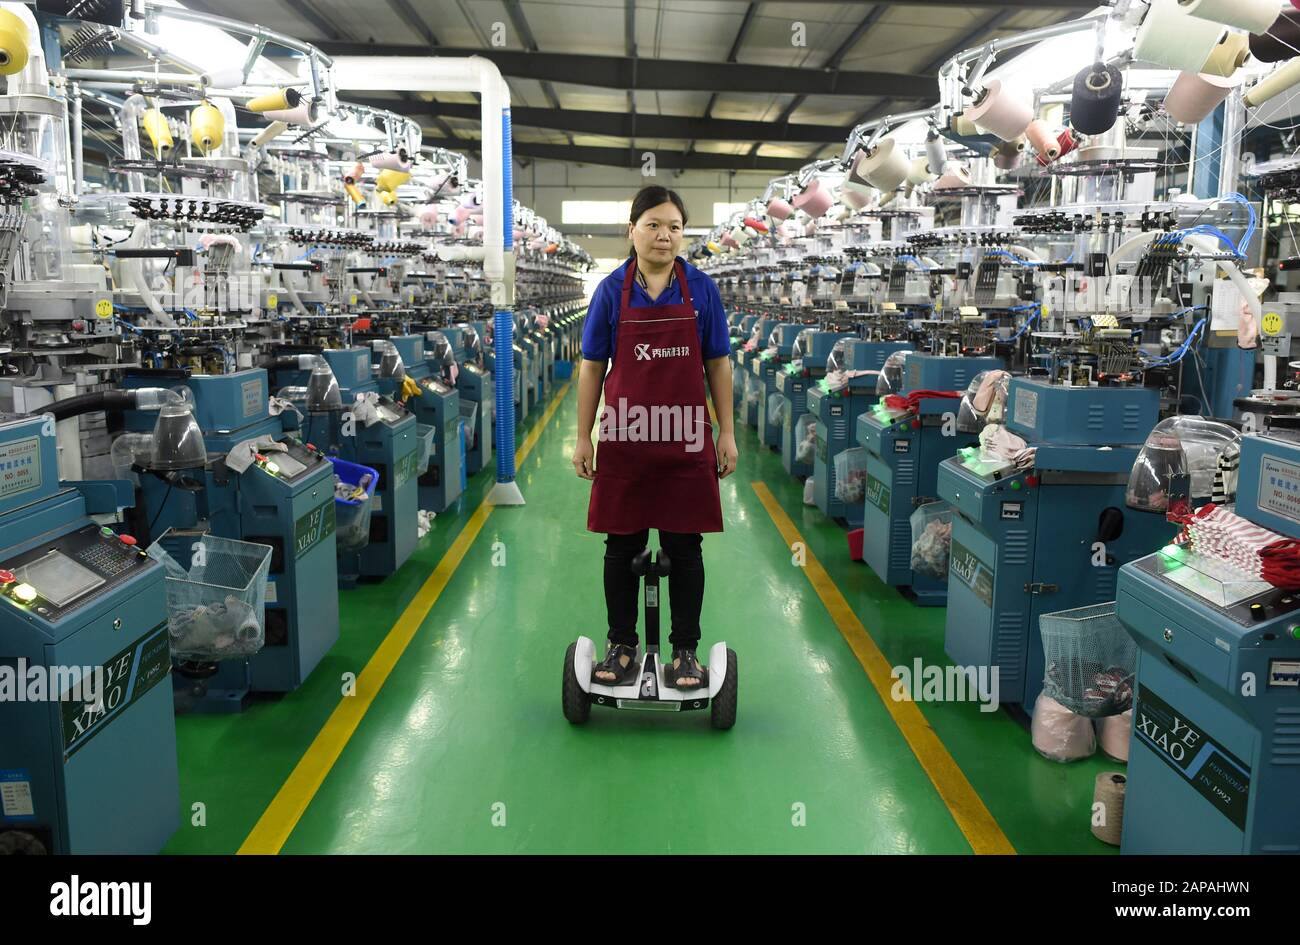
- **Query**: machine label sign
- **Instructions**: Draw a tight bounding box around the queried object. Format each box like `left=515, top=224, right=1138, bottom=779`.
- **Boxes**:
left=294, top=499, right=337, bottom=559
left=865, top=474, right=890, bottom=514
left=1133, top=686, right=1250, bottom=831
left=0, top=436, right=40, bottom=500
left=830, top=404, right=843, bottom=417
left=241, top=379, right=262, bottom=418
left=0, top=769, right=35, bottom=821
left=1259, top=454, right=1300, bottom=526
left=395, top=448, right=422, bottom=489
left=59, top=622, right=171, bottom=760
left=1013, top=389, right=1038, bottom=430
left=949, top=539, right=994, bottom=608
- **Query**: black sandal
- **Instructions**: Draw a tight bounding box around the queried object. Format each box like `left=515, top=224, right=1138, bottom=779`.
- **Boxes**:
left=593, top=643, right=639, bottom=685
left=665, top=648, right=708, bottom=690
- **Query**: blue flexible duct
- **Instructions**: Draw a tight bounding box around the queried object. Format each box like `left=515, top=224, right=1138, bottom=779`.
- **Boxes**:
left=495, top=107, right=516, bottom=484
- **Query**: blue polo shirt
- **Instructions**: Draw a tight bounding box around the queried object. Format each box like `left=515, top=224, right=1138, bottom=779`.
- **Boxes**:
left=582, top=256, right=731, bottom=364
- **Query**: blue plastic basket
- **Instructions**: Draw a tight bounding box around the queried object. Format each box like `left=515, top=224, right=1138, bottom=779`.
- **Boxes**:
left=328, top=456, right=379, bottom=553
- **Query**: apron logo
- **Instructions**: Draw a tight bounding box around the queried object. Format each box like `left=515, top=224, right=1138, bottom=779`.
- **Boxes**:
left=633, top=344, right=691, bottom=361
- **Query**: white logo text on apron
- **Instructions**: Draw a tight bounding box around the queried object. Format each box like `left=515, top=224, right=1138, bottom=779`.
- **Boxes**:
left=633, top=343, right=690, bottom=361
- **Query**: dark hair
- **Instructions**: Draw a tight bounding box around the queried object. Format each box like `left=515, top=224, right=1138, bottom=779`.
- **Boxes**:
left=629, top=185, right=688, bottom=227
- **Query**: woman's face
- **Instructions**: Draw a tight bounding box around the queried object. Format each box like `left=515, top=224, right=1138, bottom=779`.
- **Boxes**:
left=629, top=201, right=684, bottom=265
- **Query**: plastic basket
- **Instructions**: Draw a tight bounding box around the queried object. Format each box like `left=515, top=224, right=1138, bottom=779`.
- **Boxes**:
left=329, top=456, right=379, bottom=554
left=415, top=423, right=435, bottom=474
left=745, top=372, right=761, bottom=406
left=146, top=530, right=272, bottom=662
left=767, top=392, right=786, bottom=427
left=459, top=399, right=478, bottom=451
left=910, top=501, right=954, bottom=579
left=795, top=414, right=817, bottom=464
left=1038, top=602, right=1137, bottom=718
left=833, top=447, right=868, bottom=504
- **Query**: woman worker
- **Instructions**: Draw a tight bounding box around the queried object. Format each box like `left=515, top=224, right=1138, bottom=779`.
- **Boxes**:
left=572, top=185, right=739, bottom=690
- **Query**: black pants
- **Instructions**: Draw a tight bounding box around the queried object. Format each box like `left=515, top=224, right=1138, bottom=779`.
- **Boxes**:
left=604, top=529, right=704, bottom=650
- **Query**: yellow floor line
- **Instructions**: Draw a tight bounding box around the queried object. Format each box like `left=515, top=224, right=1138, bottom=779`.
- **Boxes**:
left=750, top=482, right=1016, bottom=856
left=239, top=382, right=572, bottom=855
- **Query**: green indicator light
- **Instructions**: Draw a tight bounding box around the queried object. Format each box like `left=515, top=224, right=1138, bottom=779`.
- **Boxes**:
left=1291, top=625, right=1300, bottom=641
left=1010, top=480, right=1022, bottom=490
left=1158, top=544, right=1186, bottom=562
left=13, top=583, right=36, bottom=604
left=100, top=527, right=113, bottom=537
left=265, top=462, right=280, bottom=475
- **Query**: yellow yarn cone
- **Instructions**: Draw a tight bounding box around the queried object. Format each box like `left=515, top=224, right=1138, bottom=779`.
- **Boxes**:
left=246, top=88, right=297, bottom=113
left=142, top=108, right=173, bottom=158
left=374, top=169, right=410, bottom=193
left=189, top=101, right=225, bottom=155
left=0, top=9, right=30, bottom=78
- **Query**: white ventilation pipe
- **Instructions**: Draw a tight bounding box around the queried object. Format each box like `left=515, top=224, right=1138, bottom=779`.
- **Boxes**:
left=331, top=55, right=523, bottom=505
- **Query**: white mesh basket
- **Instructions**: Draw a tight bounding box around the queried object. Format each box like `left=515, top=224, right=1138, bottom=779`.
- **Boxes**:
left=147, top=531, right=272, bottom=662
left=1039, top=602, right=1136, bottom=718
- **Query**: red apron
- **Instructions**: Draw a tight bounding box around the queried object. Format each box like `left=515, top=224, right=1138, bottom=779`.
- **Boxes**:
left=587, top=258, right=724, bottom=535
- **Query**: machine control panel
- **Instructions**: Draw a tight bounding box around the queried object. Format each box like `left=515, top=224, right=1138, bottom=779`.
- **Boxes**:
left=1134, top=550, right=1300, bottom=629
left=250, top=438, right=329, bottom=484
left=0, top=524, right=154, bottom=622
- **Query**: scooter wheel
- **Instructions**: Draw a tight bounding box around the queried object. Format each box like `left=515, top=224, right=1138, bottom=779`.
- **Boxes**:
left=562, top=641, right=591, bottom=725
left=710, top=648, right=738, bottom=730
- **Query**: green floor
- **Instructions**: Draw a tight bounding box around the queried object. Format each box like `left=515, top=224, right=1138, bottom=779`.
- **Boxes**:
left=166, top=374, right=1120, bottom=855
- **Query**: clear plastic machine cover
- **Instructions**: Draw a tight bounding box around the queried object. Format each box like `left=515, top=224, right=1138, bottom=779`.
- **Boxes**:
left=877, top=350, right=907, bottom=395
left=151, top=404, right=207, bottom=470
left=827, top=338, right=851, bottom=375
left=1125, top=416, right=1240, bottom=513
left=425, top=330, right=457, bottom=382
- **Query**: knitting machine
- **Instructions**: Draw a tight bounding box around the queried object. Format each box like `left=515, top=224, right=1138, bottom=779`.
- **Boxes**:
left=117, top=368, right=340, bottom=711
left=1117, top=429, right=1300, bottom=853
left=519, top=308, right=554, bottom=404
left=1013, top=192, right=1258, bottom=418
left=738, top=316, right=775, bottom=430
left=448, top=322, right=493, bottom=476
left=856, top=352, right=1002, bottom=604
left=275, top=347, right=419, bottom=582
left=940, top=377, right=1174, bottom=708
left=777, top=327, right=852, bottom=479
left=378, top=332, right=463, bottom=515
left=728, top=311, right=756, bottom=410
left=755, top=322, right=809, bottom=450
left=0, top=413, right=178, bottom=853
left=806, top=337, right=911, bottom=524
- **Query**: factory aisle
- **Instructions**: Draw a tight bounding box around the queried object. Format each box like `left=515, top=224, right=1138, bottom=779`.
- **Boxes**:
left=167, top=383, right=1117, bottom=855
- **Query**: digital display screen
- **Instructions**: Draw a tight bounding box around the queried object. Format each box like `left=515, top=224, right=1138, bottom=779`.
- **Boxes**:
left=273, top=453, right=306, bottom=478
left=14, top=550, right=105, bottom=607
